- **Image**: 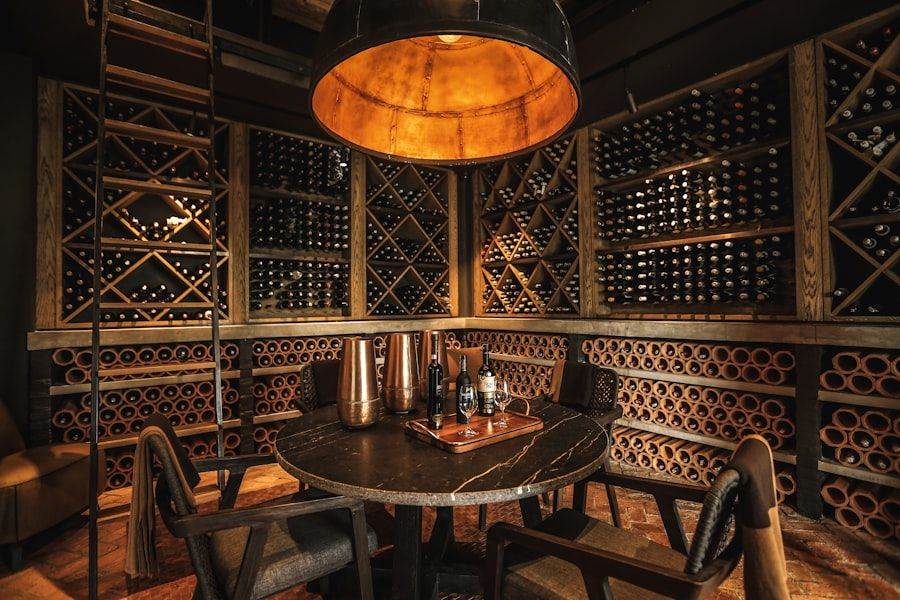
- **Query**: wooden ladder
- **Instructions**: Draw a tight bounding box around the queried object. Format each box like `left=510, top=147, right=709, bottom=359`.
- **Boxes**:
left=87, top=2, right=224, bottom=599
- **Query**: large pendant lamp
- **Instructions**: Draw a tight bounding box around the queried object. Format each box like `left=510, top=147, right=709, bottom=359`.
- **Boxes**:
left=310, top=0, right=581, bottom=164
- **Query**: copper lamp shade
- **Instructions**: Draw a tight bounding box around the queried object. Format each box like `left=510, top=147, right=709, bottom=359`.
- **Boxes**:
left=310, top=0, right=581, bottom=164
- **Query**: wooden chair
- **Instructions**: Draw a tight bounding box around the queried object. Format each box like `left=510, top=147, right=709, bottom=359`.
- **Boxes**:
left=478, top=360, right=622, bottom=531
left=147, top=415, right=376, bottom=599
left=484, top=469, right=743, bottom=599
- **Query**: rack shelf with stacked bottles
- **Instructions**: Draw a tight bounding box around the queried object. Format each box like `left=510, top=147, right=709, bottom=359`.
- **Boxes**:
left=473, top=134, right=587, bottom=317
left=587, top=50, right=808, bottom=321
left=37, top=80, right=232, bottom=329
left=246, top=125, right=353, bottom=321
left=363, top=157, right=458, bottom=317
left=816, top=5, right=900, bottom=322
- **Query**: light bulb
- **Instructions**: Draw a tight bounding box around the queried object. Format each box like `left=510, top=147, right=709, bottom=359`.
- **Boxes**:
left=438, top=34, right=462, bottom=44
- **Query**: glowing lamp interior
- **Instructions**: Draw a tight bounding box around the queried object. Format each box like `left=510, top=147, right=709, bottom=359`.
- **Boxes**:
left=311, top=35, right=579, bottom=163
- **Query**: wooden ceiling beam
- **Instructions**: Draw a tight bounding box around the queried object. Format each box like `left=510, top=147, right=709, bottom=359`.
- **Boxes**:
left=272, top=0, right=333, bottom=31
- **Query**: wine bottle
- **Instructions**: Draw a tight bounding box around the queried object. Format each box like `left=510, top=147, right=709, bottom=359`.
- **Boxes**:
left=456, top=354, right=475, bottom=425
left=426, top=332, right=444, bottom=430
left=477, top=346, right=496, bottom=416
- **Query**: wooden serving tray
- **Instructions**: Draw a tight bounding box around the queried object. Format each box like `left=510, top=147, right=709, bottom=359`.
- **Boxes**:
left=404, top=412, right=543, bottom=453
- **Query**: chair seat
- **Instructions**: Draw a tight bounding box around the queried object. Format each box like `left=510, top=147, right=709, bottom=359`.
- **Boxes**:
left=210, top=495, right=378, bottom=599
left=502, top=508, right=687, bottom=600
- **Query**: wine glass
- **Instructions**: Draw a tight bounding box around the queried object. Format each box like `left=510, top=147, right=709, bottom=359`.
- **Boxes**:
left=495, top=379, right=512, bottom=428
left=457, top=383, right=479, bottom=437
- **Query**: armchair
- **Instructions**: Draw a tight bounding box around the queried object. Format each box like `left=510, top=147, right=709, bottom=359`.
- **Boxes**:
left=484, top=469, right=742, bottom=599
left=146, top=416, right=375, bottom=599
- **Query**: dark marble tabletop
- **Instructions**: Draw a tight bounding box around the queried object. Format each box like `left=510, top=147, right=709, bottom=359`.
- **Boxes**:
left=274, top=397, right=609, bottom=506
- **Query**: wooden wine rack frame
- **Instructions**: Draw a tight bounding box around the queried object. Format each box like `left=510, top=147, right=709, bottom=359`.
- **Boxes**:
left=36, top=82, right=459, bottom=328
left=473, top=133, right=591, bottom=317
left=816, top=5, right=900, bottom=323
left=363, top=156, right=459, bottom=317
left=586, top=49, right=806, bottom=321
left=37, top=81, right=233, bottom=329
left=246, top=124, right=352, bottom=322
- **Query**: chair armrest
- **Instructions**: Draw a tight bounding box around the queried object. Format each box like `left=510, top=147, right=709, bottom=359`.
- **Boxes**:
left=588, top=471, right=708, bottom=503
left=167, top=494, right=363, bottom=537
left=193, top=454, right=276, bottom=473
left=591, top=405, right=623, bottom=427
left=487, top=522, right=698, bottom=597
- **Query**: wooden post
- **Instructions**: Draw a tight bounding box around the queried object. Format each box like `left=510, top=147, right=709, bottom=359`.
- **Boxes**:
left=789, top=41, right=826, bottom=322
left=350, top=151, right=367, bottom=318
left=28, top=350, right=53, bottom=446
left=228, top=122, right=250, bottom=325
left=238, top=338, right=256, bottom=455
left=447, top=169, right=460, bottom=317
left=793, top=343, right=824, bottom=519
left=454, top=168, right=474, bottom=316
left=471, top=169, right=485, bottom=316
left=569, top=333, right=589, bottom=363
left=35, top=78, right=62, bottom=330
left=576, top=128, right=598, bottom=317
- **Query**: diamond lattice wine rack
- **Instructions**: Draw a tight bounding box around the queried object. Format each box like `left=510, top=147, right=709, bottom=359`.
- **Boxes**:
left=248, top=127, right=351, bottom=320
left=59, top=83, right=229, bottom=328
left=818, top=7, right=900, bottom=321
left=475, top=135, right=582, bottom=316
left=365, top=159, right=456, bottom=316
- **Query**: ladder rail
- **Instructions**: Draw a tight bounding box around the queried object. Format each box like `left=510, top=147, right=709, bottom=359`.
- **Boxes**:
left=203, top=0, right=227, bottom=492
left=89, top=3, right=110, bottom=599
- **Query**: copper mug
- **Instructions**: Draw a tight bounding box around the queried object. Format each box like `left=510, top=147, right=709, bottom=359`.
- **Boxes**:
left=382, top=333, right=420, bottom=413
left=417, top=330, right=449, bottom=398
left=336, top=337, right=380, bottom=429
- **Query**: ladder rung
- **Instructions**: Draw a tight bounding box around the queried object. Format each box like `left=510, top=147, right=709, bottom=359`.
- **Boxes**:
left=105, top=119, right=211, bottom=149
left=106, top=64, right=210, bottom=106
left=103, top=176, right=212, bottom=200
left=108, top=13, right=209, bottom=59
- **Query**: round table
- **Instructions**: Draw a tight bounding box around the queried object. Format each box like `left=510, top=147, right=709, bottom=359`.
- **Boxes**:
left=275, top=397, right=609, bottom=599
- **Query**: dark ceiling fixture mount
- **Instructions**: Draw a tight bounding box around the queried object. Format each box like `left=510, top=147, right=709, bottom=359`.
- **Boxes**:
left=309, top=0, right=581, bottom=165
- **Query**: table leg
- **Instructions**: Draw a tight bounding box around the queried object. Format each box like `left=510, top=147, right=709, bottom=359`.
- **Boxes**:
left=425, top=506, right=455, bottom=561
left=392, top=504, right=423, bottom=600
left=519, top=495, right=542, bottom=528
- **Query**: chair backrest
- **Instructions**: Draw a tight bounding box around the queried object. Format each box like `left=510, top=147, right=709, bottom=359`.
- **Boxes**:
left=298, top=359, right=341, bottom=411
left=549, top=360, right=618, bottom=418
left=448, top=347, right=482, bottom=382
left=0, top=398, right=26, bottom=457
left=146, top=415, right=221, bottom=599
left=685, top=468, right=742, bottom=575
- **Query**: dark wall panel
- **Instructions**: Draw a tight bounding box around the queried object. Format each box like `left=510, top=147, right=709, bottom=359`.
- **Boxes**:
left=0, top=52, right=35, bottom=431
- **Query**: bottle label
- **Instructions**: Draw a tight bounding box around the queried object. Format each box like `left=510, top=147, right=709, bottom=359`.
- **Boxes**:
left=477, top=375, right=496, bottom=394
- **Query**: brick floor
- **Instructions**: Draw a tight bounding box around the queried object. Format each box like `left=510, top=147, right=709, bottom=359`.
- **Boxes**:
left=0, top=464, right=896, bottom=599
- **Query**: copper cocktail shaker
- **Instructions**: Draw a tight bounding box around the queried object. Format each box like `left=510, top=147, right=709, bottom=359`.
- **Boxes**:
left=382, top=332, right=420, bottom=413
left=417, top=330, right=449, bottom=398
left=336, top=337, right=380, bottom=428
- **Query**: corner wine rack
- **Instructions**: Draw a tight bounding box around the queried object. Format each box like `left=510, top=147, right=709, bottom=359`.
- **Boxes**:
left=474, top=135, right=582, bottom=316
left=56, top=82, right=230, bottom=328
left=590, top=52, right=798, bottom=320
left=248, top=126, right=351, bottom=321
left=817, top=5, right=900, bottom=321
left=364, top=158, right=457, bottom=317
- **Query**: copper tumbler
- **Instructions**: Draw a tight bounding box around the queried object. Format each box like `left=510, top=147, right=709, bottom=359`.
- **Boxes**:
left=417, top=330, right=449, bottom=398
left=336, top=337, right=380, bottom=429
left=382, top=333, right=420, bottom=413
